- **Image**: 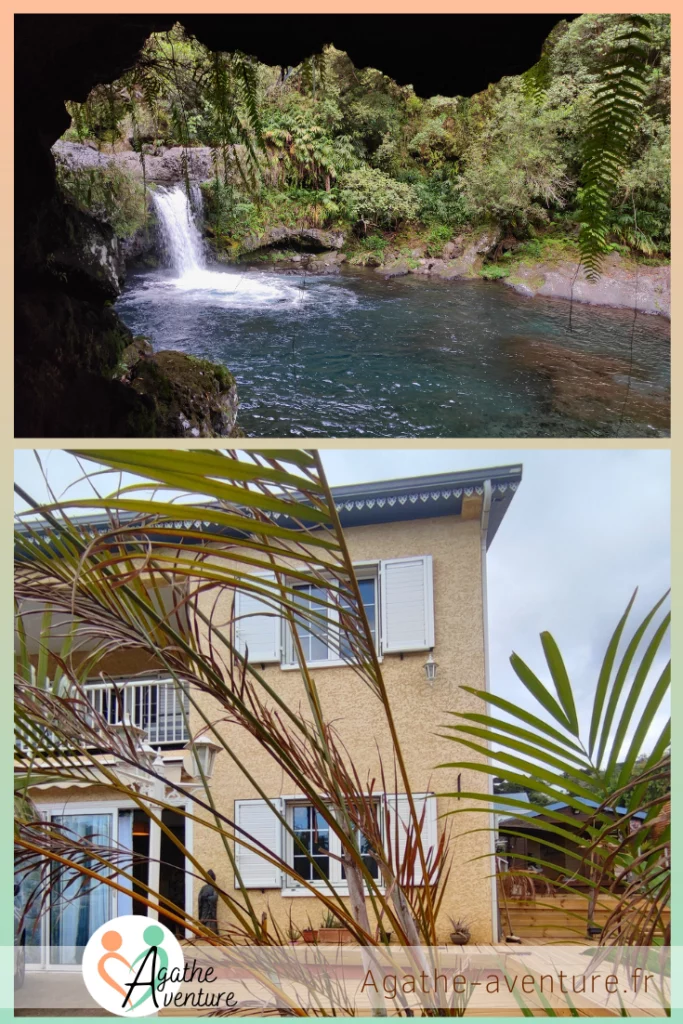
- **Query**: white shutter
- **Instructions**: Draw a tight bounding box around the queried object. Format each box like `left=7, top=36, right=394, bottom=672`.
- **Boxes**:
left=380, top=556, right=434, bottom=653
left=385, top=793, right=437, bottom=886
left=234, top=799, right=283, bottom=889
left=234, top=574, right=281, bottom=663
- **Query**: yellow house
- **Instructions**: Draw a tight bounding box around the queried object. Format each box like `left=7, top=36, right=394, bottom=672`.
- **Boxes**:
left=17, top=463, right=521, bottom=967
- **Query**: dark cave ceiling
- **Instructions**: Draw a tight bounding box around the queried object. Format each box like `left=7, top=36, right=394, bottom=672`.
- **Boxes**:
left=16, top=14, right=578, bottom=148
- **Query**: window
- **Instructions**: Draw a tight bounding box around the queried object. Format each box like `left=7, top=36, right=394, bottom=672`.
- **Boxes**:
left=284, top=572, right=378, bottom=667
left=285, top=800, right=380, bottom=889
left=340, top=578, right=377, bottom=660
left=234, top=793, right=436, bottom=892
left=290, top=804, right=330, bottom=882
left=291, top=586, right=333, bottom=664
left=341, top=811, right=380, bottom=881
left=234, top=555, right=434, bottom=669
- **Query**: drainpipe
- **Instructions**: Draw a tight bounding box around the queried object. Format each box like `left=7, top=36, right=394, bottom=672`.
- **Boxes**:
left=481, top=479, right=500, bottom=942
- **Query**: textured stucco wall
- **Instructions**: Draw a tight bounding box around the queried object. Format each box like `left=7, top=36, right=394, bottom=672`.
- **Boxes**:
left=189, top=513, right=494, bottom=943
left=27, top=511, right=495, bottom=943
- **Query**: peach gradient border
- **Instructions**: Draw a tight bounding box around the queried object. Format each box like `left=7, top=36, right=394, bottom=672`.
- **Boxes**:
left=3, top=5, right=677, bottom=1014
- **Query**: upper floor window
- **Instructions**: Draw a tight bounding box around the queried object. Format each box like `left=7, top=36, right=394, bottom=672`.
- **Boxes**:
left=234, top=556, right=433, bottom=668
left=283, top=571, right=378, bottom=667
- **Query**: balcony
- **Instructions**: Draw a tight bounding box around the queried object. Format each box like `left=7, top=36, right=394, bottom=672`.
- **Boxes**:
left=83, top=679, right=190, bottom=746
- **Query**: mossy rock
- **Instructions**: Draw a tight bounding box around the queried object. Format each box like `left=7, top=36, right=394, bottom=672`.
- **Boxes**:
left=120, top=335, right=154, bottom=370
left=130, top=350, right=239, bottom=437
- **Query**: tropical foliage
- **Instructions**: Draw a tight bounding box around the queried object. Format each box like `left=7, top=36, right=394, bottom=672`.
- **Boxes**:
left=58, top=15, right=670, bottom=269
left=441, top=589, right=671, bottom=946
left=577, top=16, right=659, bottom=278
left=15, top=449, right=460, bottom=1015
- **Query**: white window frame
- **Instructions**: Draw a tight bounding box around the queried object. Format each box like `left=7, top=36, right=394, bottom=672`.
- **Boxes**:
left=281, top=795, right=384, bottom=896
left=281, top=562, right=380, bottom=670
left=26, top=800, right=131, bottom=972
left=24, top=797, right=196, bottom=968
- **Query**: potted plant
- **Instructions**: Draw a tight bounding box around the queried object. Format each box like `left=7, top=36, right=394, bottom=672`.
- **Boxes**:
left=449, top=917, right=471, bottom=945
left=301, top=919, right=318, bottom=944
left=318, top=910, right=355, bottom=945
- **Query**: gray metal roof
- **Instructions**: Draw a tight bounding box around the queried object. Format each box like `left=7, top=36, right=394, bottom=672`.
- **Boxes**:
left=16, top=463, right=522, bottom=550
left=324, top=465, right=521, bottom=547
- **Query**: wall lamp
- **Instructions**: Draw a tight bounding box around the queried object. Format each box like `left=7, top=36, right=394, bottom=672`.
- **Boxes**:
left=424, top=649, right=438, bottom=683
left=186, top=732, right=221, bottom=780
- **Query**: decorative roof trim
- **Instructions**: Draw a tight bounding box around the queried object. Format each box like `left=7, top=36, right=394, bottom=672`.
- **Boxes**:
left=326, top=480, right=513, bottom=516
left=17, top=467, right=522, bottom=549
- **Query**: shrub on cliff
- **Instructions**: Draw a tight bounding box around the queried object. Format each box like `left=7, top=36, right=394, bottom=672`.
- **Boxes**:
left=56, top=162, right=147, bottom=240
left=340, top=167, right=419, bottom=230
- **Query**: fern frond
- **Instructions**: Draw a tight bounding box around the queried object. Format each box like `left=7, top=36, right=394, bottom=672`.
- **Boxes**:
left=522, top=52, right=551, bottom=106
left=578, top=15, right=654, bottom=280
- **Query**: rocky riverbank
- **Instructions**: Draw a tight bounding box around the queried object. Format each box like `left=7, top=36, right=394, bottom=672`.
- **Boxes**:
left=53, top=142, right=670, bottom=319
left=238, top=225, right=671, bottom=318
left=502, top=254, right=670, bottom=318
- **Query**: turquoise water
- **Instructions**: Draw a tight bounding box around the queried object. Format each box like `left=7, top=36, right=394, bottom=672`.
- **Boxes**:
left=116, top=264, right=670, bottom=438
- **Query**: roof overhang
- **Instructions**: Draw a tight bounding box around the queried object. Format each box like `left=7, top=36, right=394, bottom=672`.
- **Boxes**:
left=16, top=464, right=522, bottom=553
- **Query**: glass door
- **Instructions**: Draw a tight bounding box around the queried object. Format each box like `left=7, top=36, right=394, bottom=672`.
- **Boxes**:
left=49, top=812, right=113, bottom=966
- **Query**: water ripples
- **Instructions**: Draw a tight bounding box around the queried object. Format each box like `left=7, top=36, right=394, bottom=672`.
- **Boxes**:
left=116, top=265, right=670, bottom=438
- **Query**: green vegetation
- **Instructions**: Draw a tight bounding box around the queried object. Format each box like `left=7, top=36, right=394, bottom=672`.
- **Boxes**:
left=56, top=163, right=148, bottom=239
left=443, top=589, right=670, bottom=946
left=479, top=265, right=509, bottom=281
left=59, top=15, right=670, bottom=268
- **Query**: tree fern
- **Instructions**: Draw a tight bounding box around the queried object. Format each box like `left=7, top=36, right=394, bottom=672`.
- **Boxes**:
left=578, top=15, right=653, bottom=280
left=521, top=52, right=551, bottom=106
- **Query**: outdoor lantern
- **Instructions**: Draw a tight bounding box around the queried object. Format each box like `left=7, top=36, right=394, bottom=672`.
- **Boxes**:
left=186, top=732, right=221, bottom=780
left=424, top=650, right=438, bottom=683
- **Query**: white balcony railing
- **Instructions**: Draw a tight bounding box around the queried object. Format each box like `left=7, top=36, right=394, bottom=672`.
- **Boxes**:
left=83, top=679, right=190, bottom=746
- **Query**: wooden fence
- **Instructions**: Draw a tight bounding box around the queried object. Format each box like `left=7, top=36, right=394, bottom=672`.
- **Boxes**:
left=500, top=894, right=670, bottom=942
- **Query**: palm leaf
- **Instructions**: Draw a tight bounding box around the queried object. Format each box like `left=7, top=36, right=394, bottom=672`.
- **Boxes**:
left=441, top=589, right=670, bottom=946
left=15, top=448, right=448, bottom=981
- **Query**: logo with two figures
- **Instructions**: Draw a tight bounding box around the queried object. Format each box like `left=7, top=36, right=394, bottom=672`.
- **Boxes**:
left=82, top=916, right=185, bottom=1016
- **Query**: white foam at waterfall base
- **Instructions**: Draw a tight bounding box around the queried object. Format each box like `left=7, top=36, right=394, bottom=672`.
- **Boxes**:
left=150, top=184, right=299, bottom=306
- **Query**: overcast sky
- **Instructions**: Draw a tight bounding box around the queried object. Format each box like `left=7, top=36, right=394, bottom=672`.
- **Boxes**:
left=14, top=447, right=670, bottom=763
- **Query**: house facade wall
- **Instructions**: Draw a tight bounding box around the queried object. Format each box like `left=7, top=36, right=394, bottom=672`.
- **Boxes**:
left=29, top=509, right=496, bottom=945
left=191, top=512, right=495, bottom=943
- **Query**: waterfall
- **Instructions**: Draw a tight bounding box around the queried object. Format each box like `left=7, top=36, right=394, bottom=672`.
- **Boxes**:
left=152, top=184, right=205, bottom=276
left=145, top=181, right=296, bottom=305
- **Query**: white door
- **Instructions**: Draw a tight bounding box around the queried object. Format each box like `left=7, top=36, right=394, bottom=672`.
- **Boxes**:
left=48, top=811, right=115, bottom=967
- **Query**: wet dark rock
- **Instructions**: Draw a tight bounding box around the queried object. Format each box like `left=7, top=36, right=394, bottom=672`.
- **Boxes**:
left=240, top=226, right=345, bottom=254
left=50, top=203, right=125, bottom=299
left=15, top=190, right=140, bottom=436
left=120, top=223, right=158, bottom=264
left=127, top=349, right=240, bottom=438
